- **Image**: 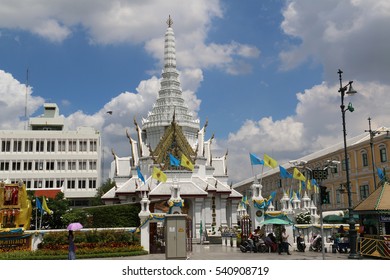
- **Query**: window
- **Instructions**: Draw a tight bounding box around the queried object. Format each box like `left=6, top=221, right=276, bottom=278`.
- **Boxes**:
left=57, top=160, right=66, bottom=170
left=47, top=140, right=55, bottom=152
left=56, top=179, right=64, bottom=189
left=78, top=179, right=86, bottom=189
left=0, top=161, right=10, bottom=171
left=24, top=140, right=33, bottom=152
left=46, top=161, right=55, bottom=171
left=68, top=161, right=76, bottom=170
left=68, top=180, right=76, bottom=189
left=361, top=151, right=368, bottom=167
left=89, top=160, right=97, bottom=170
left=58, top=140, right=66, bottom=152
left=36, top=140, right=44, bottom=152
left=79, top=160, right=87, bottom=170
left=35, top=161, right=44, bottom=170
left=342, top=158, right=350, bottom=171
left=25, top=180, right=32, bottom=189
left=359, top=184, right=370, bottom=200
left=69, top=140, right=77, bottom=152
left=46, top=180, right=54, bottom=188
left=34, top=180, right=43, bottom=189
left=89, top=179, right=97, bottom=189
left=79, top=140, right=87, bottom=152
left=379, top=145, right=387, bottom=162
left=1, top=140, right=11, bottom=152
left=13, top=140, right=22, bottom=152
left=12, top=161, right=21, bottom=171
left=24, top=161, right=33, bottom=171
left=90, top=140, right=97, bottom=152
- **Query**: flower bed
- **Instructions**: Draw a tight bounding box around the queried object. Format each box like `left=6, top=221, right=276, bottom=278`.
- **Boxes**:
left=0, top=229, right=146, bottom=260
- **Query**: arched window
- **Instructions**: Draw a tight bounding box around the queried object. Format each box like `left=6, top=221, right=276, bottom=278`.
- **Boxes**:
left=379, top=145, right=387, bottom=163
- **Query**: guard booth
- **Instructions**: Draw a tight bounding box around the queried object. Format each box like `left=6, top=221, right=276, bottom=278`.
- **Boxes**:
left=165, top=214, right=187, bottom=259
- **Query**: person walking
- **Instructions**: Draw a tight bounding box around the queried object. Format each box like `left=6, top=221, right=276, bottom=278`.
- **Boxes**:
left=68, top=230, right=76, bottom=260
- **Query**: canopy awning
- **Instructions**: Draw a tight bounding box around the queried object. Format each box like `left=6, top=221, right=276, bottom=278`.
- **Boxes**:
left=260, top=217, right=294, bottom=225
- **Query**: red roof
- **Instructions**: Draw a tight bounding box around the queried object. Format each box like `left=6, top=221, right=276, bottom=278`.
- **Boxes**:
left=34, top=189, right=62, bottom=199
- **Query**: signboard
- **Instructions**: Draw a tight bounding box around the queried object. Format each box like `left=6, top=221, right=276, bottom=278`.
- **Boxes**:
left=0, top=234, right=32, bottom=251
left=380, top=215, right=390, bottom=223
left=312, top=169, right=328, bottom=180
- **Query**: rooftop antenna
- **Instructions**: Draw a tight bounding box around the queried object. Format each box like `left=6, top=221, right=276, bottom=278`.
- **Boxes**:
left=24, top=68, right=29, bottom=130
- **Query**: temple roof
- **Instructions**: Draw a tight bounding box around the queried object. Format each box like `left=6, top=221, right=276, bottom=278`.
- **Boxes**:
left=151, top=119, right=196, bottom=170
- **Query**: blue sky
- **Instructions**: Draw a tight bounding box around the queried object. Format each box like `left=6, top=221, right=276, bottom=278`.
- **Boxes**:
left=1, top=0, right=389, bottom=183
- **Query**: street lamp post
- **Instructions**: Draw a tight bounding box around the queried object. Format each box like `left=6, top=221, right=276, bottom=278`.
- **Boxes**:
left=366, top=117, right=378, bottom=189
left=338, top=69, right=360, bottom=259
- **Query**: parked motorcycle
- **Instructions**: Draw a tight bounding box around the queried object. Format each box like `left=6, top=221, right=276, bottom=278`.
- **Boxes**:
left=309, top=235, right=322, bottom=252
left=240, top=237, right=268, bottom=253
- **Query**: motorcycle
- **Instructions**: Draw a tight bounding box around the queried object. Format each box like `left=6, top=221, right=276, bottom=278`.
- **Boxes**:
left=240, top=237, right=268, bottom=253
left=309, top=235, right=322, bottom=252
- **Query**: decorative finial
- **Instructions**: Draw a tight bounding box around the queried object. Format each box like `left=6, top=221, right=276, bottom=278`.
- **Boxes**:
left=167, top=15, right=173, bottom=27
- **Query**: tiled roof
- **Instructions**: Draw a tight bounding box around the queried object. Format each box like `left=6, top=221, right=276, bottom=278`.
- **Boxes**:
left=354, top=182, right=390, bottom=212
left=33, top=189, right=62, bottom=199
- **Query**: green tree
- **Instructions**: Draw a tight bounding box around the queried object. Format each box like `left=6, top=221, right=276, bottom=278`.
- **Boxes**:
left=29, top=192, right=70, bottom=230
left=91, top=178, right=116, bottom=206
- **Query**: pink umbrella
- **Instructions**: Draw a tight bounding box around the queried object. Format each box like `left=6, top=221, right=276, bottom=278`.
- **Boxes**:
left=67, top=222, right=83, bottom=231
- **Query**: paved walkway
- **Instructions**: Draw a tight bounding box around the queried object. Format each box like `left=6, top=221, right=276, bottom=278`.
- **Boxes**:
left=107, top=244, right=355, bottom=260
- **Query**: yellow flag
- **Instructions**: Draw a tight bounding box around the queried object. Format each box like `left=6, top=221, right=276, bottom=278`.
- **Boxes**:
left=307, top=179, right=312, bottom=190
left=152, top=167, right=167, bottom=182
left=263, top=154, right=278, bottom=168
left=42, top=196, right=53, bottom=215
left=293, top=167, right=306, bottom=181
left=180, top=154, right=194, bottom=171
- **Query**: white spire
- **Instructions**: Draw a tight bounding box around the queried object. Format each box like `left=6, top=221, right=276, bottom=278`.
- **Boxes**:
left=142, top=16, right=200, bottom=150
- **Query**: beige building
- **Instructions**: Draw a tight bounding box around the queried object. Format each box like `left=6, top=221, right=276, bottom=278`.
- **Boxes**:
left=233, top=127, right=389, bottom=213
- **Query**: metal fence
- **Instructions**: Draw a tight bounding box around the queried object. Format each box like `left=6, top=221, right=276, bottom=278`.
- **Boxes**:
left=359, top=235, right=390, bottom=259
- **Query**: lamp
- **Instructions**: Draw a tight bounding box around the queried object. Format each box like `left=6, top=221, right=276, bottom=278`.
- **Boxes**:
left=338, top=69, right=360, bottom=259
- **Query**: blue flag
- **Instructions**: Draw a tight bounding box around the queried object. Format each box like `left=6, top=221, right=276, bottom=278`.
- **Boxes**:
left=169, top=153, right=180, bottom=167
left=301, top=180, right=306, bottom=191
left=136, top=166, right=145, bottom=184
left=377, top=167, right=385, bottom=181
left=279, top=165, right=293, bottom=179
left=35, top=197, right=43, bottom=213
left=250, top=153, right=264, bottom=165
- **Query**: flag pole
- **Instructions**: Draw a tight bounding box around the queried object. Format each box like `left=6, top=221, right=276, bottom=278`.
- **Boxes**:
left=39, top=203, right=43, bottom=230
left=259, top=165, right=264, bottom=185
left=34, top=197, right=37, bottom=230
left=251, top=163, right=257, bottom=183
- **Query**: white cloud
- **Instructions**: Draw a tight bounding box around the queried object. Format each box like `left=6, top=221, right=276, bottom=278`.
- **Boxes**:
left=225, top=80, right=390, bottom=183
left=0, top=70, right=44, bottom=130
left=280, top=0, right=390, bottom=84
left=0, top=0, right=259, bottom=76
left=31, top=19, right=71, bottom=43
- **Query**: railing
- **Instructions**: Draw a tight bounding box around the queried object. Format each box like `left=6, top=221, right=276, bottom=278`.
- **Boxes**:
left=359, top=235, right=390, bottom=259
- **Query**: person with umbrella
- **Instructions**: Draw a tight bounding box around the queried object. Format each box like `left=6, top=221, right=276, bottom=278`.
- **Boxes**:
left=67, top=222, right=83, bottom=260
left=68, top=230, right=76, bottom=260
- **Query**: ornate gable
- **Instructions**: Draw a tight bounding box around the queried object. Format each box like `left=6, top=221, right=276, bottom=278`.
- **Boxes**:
left=151, top=119, right=197, bottom=170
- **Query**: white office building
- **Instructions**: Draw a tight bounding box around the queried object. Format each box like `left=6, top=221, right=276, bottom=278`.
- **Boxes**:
left=0, top=103, right=101, bottom=206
